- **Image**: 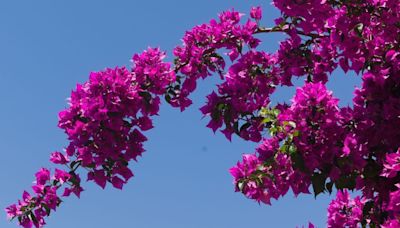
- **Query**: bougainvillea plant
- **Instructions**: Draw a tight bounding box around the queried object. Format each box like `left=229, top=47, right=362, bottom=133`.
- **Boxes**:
left=6, top=0, right=400, bottom=227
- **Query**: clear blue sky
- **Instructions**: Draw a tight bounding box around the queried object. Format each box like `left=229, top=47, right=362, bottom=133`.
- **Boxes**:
left=0, top=1, right=361, bottom=227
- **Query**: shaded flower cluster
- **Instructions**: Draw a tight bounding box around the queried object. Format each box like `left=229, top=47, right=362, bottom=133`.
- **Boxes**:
left=278, top=82, right=347, bottom=180
left=5, top=168, right=79, bottom=228
left=58, top=66, right=147, bottom=190
left=201, top=50, right=279, bottom=142
left=230, top=82, right=342, bottom=203
left=170, top=9, right=262, bottom=110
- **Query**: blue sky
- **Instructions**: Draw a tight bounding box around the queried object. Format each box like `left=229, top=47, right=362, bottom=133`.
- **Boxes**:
left=0, top=1, right=361, bottom=227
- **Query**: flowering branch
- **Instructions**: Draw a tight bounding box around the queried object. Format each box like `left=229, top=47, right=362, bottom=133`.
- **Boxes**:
left=6, top=1, right=400, bottom=227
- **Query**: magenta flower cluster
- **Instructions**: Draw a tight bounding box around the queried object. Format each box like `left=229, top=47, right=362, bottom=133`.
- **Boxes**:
left=6, top=48, right=174, bottom=227
left=171, top=9, right=261, bottom=111
left=227, top=1, right=400, bottom=227
left=6, top=0, right=400, bottom=227
left=200, top=50, right=279, bottom=142
left=327, top=190, right=364, bottom=227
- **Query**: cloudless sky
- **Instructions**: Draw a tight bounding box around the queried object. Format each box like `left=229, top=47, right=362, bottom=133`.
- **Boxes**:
left=0, top=1, right=362, bottom=227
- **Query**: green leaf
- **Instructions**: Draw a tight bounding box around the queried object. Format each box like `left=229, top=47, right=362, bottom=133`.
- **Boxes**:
left=269, top=126, right=277, bottom=136
left=311, top=173, right=327, bottom=197
left=362, top=200, right=374, bottom=217
left=291, top=152, right=307, bottom=172
left=238, top=182, right=245, bottom=192
left=223, top=112, right=232, bottom=126
left=354, top=23, right=364, bottom=37
left=240, top=122, right=251, bottom=132
left=237, top=42, right=243, bottom=54
left=363, top=160, right=380, bottom=178
left=283, top=121, right=296, bottom=128
left=272, top=108, right=280, bottom=117
left=139, top=91, right=152, bottom=102
left=52, top=179, right=59, bottom=186
left=288, top=121, right=296, bottom=128
left=28, top=211, right=38, bottom=224
left=165, top=94, right=171, bottom=103
left=280, top=144, right=289, bottom=153
left=217, top=103, right=225, bottom=110
left=261, top=117, right=272, bottom=124
left=259, top=108, right=268, bottom=116
left=210, top=109, right=220, bottom=120
left=233, top=121, right=239, bottom=134
left=41, top=203, right=51, bottom=216
left=334, top=174, right=356, bottom=190
left=69, top=160, right=80, bottom=171
left=325, top=181, right=334, bottom=194
left=288, top=144, right=296, bottom=154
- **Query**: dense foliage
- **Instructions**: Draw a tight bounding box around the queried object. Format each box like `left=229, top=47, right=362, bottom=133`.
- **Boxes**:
left=6, top=1, right=400, bottom=227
